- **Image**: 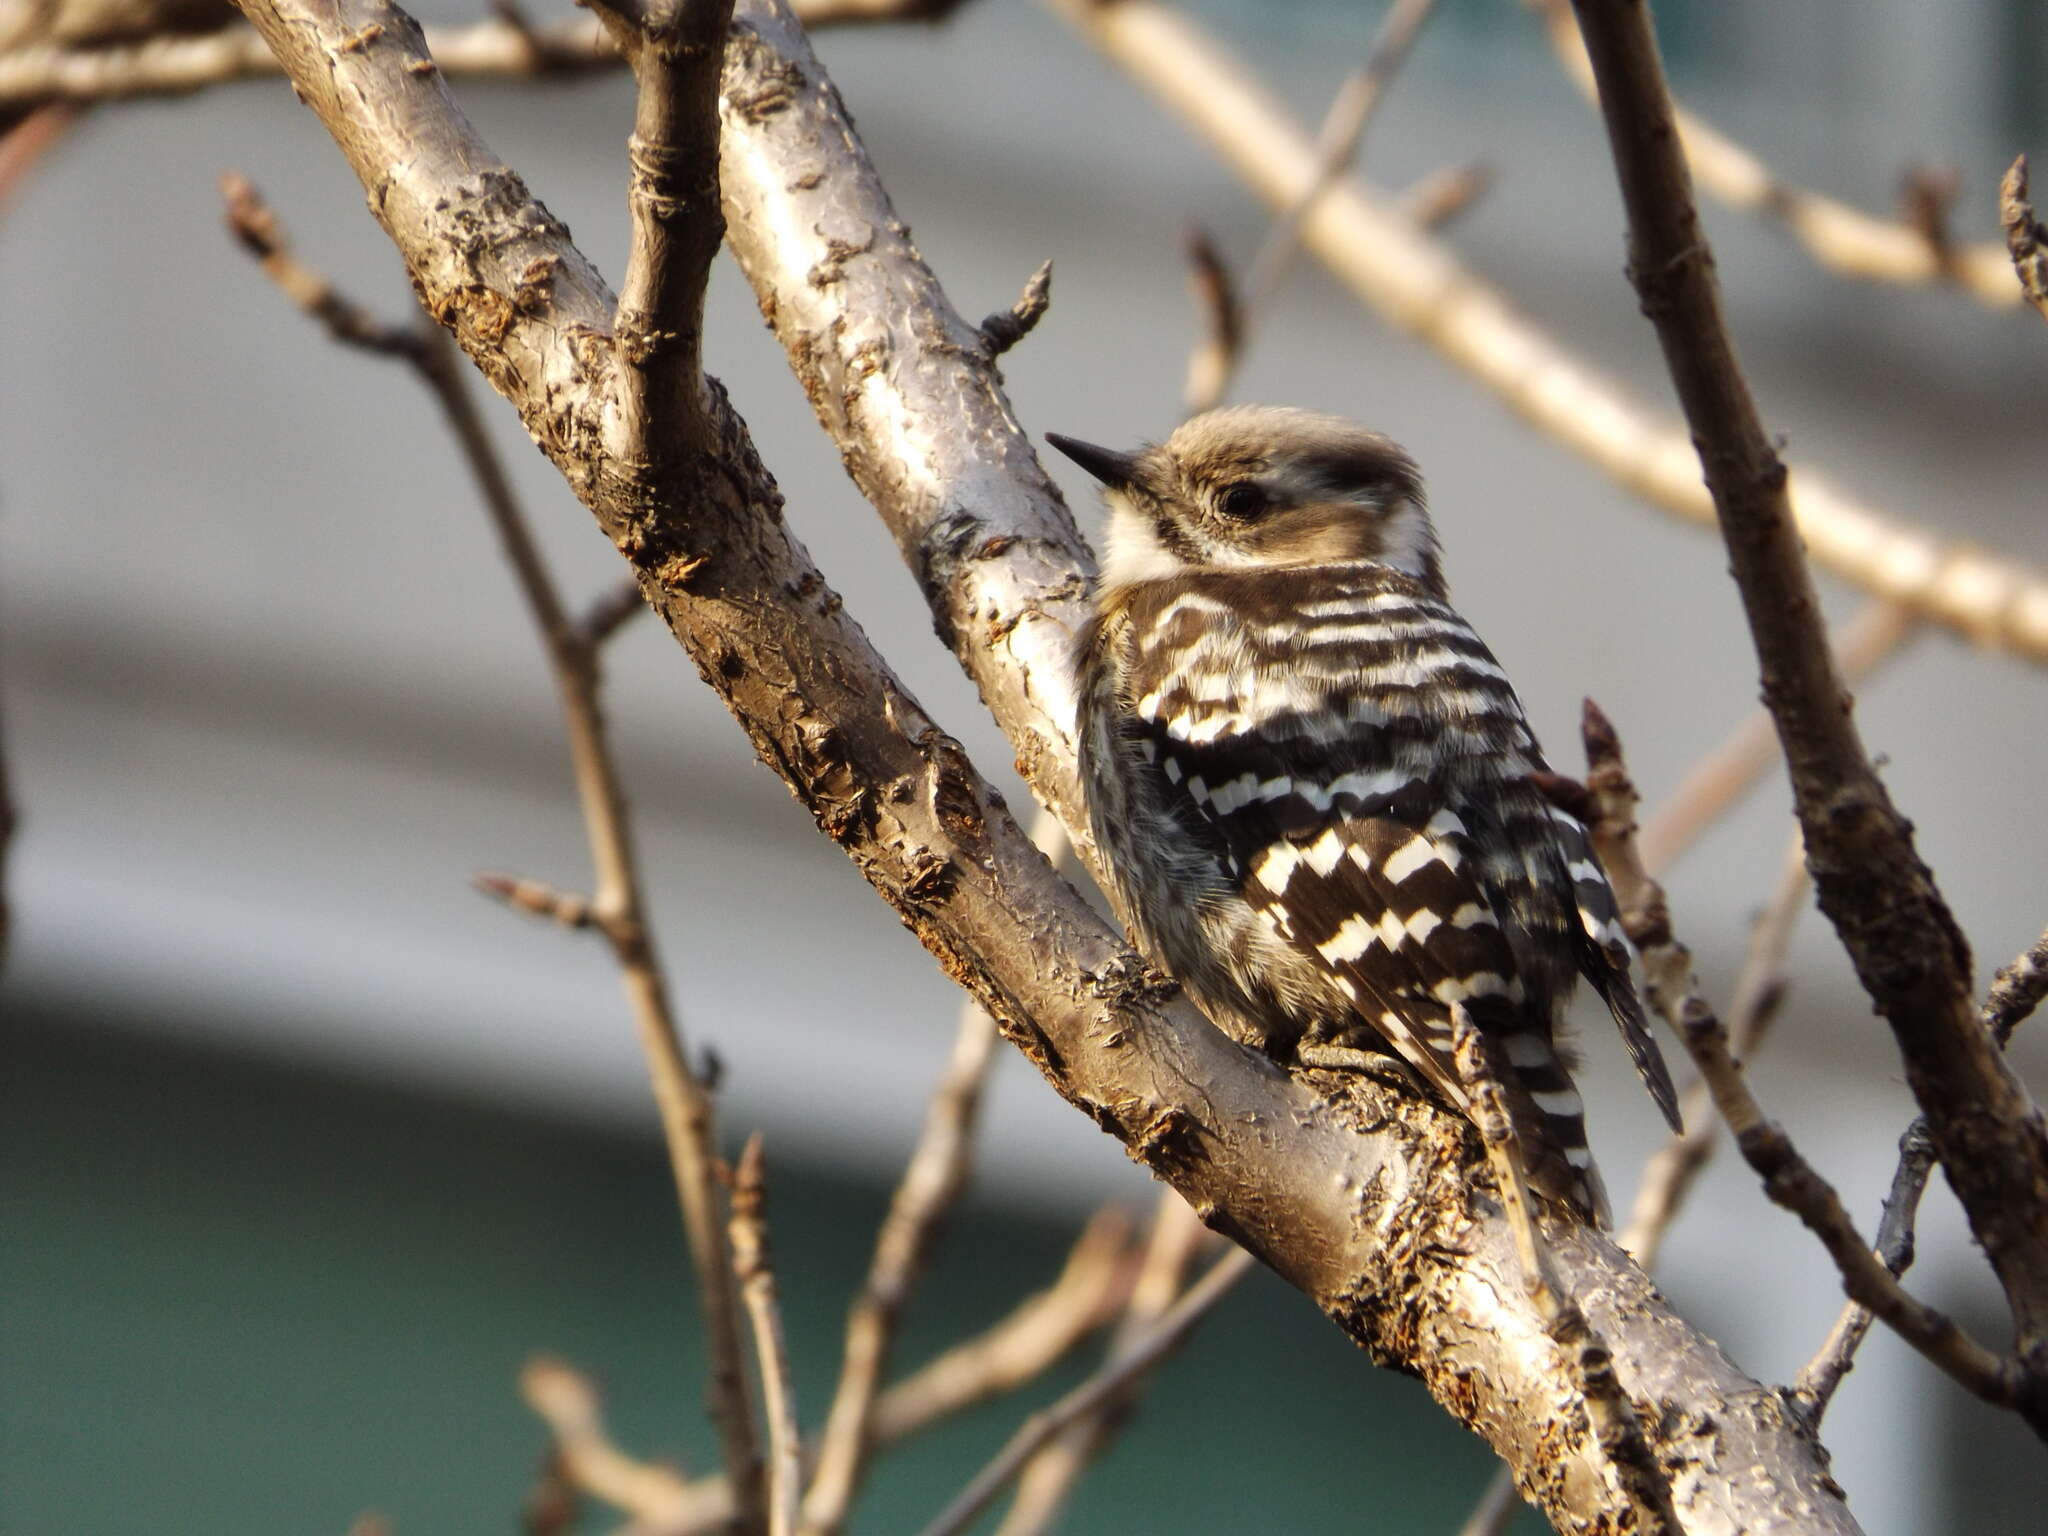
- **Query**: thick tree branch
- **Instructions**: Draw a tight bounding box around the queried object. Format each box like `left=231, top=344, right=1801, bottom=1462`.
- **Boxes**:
left=586, top=0, right=734, bottom=463
left=1046, top=0, right=2048, bottom=666
left=1566, top=0, right=2048, bottom=1403
left=227, top=0, right=1868, bottom=1525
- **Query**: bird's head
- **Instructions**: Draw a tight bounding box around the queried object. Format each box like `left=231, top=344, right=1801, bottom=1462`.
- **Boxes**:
left=1047, top=405, right=1440, bottom=595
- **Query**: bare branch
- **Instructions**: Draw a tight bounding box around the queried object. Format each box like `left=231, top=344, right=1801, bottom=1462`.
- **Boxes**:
left=1985, top=925, right=2048, bottom=1047
left=0, top=100, right=77, bottom=213
left=1456, top=1467, right=1524, bottom=1536
left=588, top=0, right=736, bottom=463
left=869, top=1208, right=1137, bottom=1444
left=1791, top=1121, right=1939, bottom=1427
left=1638, top=598, right=1919, bottom=874
left=979, top=258, right=1053, bottom=357
left=523, top=1357, right=696, bottom=1520
left=730, top=1135, right=803, bottom=1536
left=915, top=1245, right=1256, bottom=1536
left=221, top=169, right=763, bottom=1518
left=1047, top=0, right=2048, bottom=665
left=579, top=576, right=653, bottom=649
left=0, top=16, right=618, bottom=104
left=1581, top=701, right=2032, bottom=1425
left=1566, top=0, right=2048, bottom=1398
left=1396, top=157, right=1491, bottom=232
left=221, top=171, right=421, bottom=354
left=2000, top=154, right=2048, bottom=325
left=0, top=0, right=972, bottom=107
left=1618, top=829, right=1805, bottom=1270
left=626, top=1211, right=1141, bottom=1536
left=1898, top=161, right=1961, bottom=278
left=1794, top=924, right=2048, bottom=1426
left=1527, top=0, right=2024, bottom=308
left=993, top=1190, right=1208, bottom=1535
left=1239, top=0, right=1437, bottom=310
left=475, top=871, right=599, bottom=929
left=1179, top=225, right=1240, bottom=416
left=801, top=802, right=1030, bottom=1536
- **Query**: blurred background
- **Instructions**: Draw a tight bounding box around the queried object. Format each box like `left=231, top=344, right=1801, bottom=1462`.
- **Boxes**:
left=5, top=0, right=2048, bottom=1530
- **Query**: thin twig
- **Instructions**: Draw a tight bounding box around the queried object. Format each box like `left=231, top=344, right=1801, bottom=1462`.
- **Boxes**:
left=1580, top=699, right=2027, bottom=1416
left=1618, top=828, right=1806, bottom=1269
left=0, top=101, right=78, bottom=213
left=914, top=1245, right=1256, bottom=1536
left=1397, top=158, right=1492, bottom=232
left=1183, top=0, right=1437, bottom=417
left=993, top=1188, right=1208, bottom=1536
left=1984, top=925, right=2048, bottom=1047
left=800, top=933, right=1018, bottom=1531
left=1179, top=226, right=1241, bottom=416
left=731, top=1135, right=803, bottom=1536
left=1456, top=1465, right=1524, bottom=1536
left=979, top=258, right=1054, bottom=357
left=867, top=1207, right=1139, bottom=1443
left=1449, top=1009, right=1678, bottom=1536
left=1898, top=162, right=1961, bottom=278
left=1239, top=0, right=1437, bottom=312
left=0, top=0, right=972, bottom=108
left=1791, top=924, right=2048, bottom=1426
left=223, top=175, right=764, bottom=1517
left=524, top=1444, right=581, bottom=1536
left=1638, top=597, right=1919, bottom=873
left=1526, top=0, right=2024, bottom=308
left=580, top=576, right=652, bottom=648
left=607, top=1210, right=1140, bottom=1536
left=522, top=1356, right=696, bottom=1520
left=1047, top=0, right=2048, bottom=665
left=1999, top=155, right=2048, bottom=325
left=1567, top=0, right=2048, bottom=1413
left=1790, top=1121, right=1938, bottom=1427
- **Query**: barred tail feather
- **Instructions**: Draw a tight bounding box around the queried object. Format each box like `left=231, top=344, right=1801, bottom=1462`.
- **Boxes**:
left=1596, top=970, right=1682, bottom=1133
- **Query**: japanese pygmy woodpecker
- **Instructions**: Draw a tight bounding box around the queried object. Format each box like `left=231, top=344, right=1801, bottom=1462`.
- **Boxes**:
left=1052, top=405, right=1681, bottom=1220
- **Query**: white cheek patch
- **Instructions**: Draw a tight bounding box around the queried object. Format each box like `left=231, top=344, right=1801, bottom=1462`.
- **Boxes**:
left=1099, top=494, right=1191, bottom=586
left=1373, top=496, right=1440, bottom=582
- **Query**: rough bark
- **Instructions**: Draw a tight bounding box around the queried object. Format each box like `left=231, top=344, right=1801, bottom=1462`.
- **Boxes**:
left=222, top=0, right=1860, bottom=1526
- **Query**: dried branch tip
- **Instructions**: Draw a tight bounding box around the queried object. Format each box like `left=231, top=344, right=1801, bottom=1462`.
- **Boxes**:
left=980, top=258, right=1053, bottom=355
left=2000, top=154, right=2048, bottom=324
left=474, top=871, right=597, bottom=928
left=1181, top=224, right=1242, bottom=415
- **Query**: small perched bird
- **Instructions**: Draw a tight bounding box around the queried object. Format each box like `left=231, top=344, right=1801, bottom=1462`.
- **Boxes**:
left=1051, top=406, right=1679, bottom=1221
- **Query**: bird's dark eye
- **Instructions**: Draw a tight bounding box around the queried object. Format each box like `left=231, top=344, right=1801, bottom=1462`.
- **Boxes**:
left=1218, top=482, right=1266, bottom=520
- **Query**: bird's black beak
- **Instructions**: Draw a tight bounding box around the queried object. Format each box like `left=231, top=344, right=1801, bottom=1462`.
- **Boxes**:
left=1045, top=433, right=1142, bottom=490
